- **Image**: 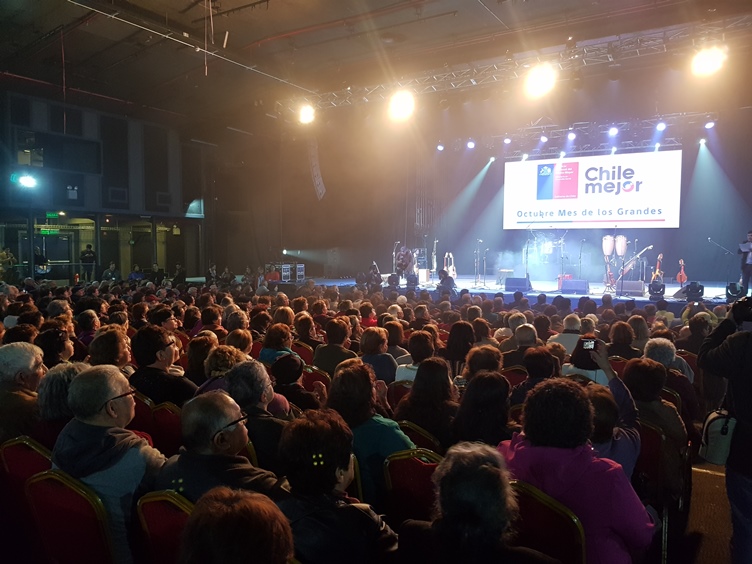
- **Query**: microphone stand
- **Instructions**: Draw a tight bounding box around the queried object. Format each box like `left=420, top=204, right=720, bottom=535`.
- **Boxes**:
left=483, top=249, right=489, bottom=288
left=708, top=237, right=736, bottom=291
left=392, top=242, right=400, bottom=275
left=578, top=240, right=584, bottom=279
left=474, top=242, right=481, bottom=288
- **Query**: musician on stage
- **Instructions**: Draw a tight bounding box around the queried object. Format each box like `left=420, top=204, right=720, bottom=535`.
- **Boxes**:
left=739, top=230, right=752, bottom=296
left=436, top=269, right=457, bottom=298
left=396, top=246, right=414, bottom=279
left=366, top=263, right=382, bottom=294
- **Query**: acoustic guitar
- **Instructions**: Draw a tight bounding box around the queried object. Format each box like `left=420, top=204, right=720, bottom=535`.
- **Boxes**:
left=676, top=259, right=688, bottom=287
left=651, top=253, right=663, bottom=283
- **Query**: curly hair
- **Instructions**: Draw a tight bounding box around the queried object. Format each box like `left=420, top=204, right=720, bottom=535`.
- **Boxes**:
left=461, top=345, right=502, bottom=381
left=432, top=442, right=519, bottom=557
left=523, top=378, right=594, bottom=448
left=262, top=323, right=292, bottom=350
left=204, top=345, right=247, bottom=379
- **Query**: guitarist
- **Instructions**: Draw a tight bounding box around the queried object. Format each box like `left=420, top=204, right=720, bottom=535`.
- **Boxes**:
left=395, top=246, right=414, bottom=279
left=739, top=230, right=752, bottom=296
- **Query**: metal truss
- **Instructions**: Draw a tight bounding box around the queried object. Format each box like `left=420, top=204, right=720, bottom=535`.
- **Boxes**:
left=278, top=15, right=752, bottom=113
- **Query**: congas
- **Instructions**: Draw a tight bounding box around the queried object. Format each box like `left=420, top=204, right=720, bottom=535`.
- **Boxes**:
left=602, top=235, right=614, bottom=257
left=615, top=235, right=628, bottom=257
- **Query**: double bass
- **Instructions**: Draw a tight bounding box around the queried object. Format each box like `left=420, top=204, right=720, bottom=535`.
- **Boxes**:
left=676, top=259, right=688, bottom=287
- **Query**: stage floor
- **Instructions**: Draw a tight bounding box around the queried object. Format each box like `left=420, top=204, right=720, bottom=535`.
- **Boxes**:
left=306, top=275, right=732, bottom=313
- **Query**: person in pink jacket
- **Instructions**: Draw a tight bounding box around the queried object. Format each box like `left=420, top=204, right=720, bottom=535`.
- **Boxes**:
left=498, top=378, right=655, bottom=564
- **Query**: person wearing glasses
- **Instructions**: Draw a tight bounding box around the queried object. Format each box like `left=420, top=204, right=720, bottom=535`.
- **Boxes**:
left=0, top=341, right=47, bottom=443
left=154, top=390, right=288, bottom=504
left=130, top=325, right=197, bottom=407
left=52, top=365, right=167, bottom=564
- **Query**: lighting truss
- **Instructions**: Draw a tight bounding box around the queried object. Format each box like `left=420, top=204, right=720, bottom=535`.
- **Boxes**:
left=278, top=15, right=752, bottom=112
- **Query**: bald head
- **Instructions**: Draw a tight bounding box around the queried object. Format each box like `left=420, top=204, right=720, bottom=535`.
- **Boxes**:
left=181, top=391, right=243, bottom=454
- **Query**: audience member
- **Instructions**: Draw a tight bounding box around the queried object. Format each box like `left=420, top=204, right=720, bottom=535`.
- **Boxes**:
left=155, top=390, right=287, bottom=502
left=499, top=378, right=654, bottom=563
left=312, top=318, right=357, bottom=377
left=31, top=361, right=87, bottom=450
left=360, top=327, right=398, bottom=384
left=53, top=365, right=166, bottom=564
left=0, top=342, right=47, bottom=443
left=277, top=409, right=398, bottom=563
left=451, top=370, right=515, bottom=446
left=510, top=346, right=557, bottom=406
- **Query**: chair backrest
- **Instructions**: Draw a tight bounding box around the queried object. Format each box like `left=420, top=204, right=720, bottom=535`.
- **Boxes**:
left=26, top=469, right=115, bottom=564
left=127, top=391, right=155, bottom=435
left=633, top=420, right=666, bottom=494
left=387, top=380, right=413, bottom=407
left=607, top=356, right=628, bottom=379
left=675, top=349, right=697, bottom=373
left=398, top=421, right=443, bottom=455
left=243, top=440, right=259, bottom=467
left=1, top=435, right=52, bottom=493
left=345, top=454, right=364, bottom=502
left=510, top=480, right=586, bottom=564
left=659, top=387, right=682, bottom=414
left=383, top=448, right=443, bottom=523
left=151, top=402, right=183, bottom=457
left=301, top=365, right=331, bottom=392
left=291, top=341, right=314, bottom=365
left=501, top=365, right=528, bottom=387
left=137, top=490, right=194, bottom=564
left=250, top=341, right=263, bottom=359
left=566, top=373, right=593, bottom=386
left=0, top=435, right=52, bottom=544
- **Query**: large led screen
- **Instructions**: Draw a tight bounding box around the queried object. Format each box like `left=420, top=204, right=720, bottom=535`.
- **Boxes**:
left=503, top=150, right=682, bottom=229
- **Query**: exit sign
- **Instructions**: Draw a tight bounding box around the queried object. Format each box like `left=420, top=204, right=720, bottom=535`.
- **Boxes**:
left=40, top=229, right=59, bottom=235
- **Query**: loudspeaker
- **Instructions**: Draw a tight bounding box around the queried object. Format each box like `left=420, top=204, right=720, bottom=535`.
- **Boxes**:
left=673, top=286, right=688, bottom=299
left=617, top=281, right=645, bottom=296
left=276, top=282, right=298, bottom=296
left=505, top=276, right=532, bottom=292
left=560, top=279, right=590, bottom=295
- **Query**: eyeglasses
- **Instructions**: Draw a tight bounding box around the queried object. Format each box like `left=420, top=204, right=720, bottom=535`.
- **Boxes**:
left=101, top=387, right=137, bottom=410
left=212, top=412, right=249, bottom=441
left=162, top=339, right=177, bottom=350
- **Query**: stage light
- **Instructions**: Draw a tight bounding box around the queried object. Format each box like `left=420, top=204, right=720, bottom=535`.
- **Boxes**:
left=685, top=281, right=705, bottom=302
left=608, top=126, right=619, bottom=137
left=298, top=104, right=315, bottom=124
left=18, top=174, right=37, bottom=188
left=437, top=143, right=444, bottom=151
left=282, top=249, right=288, bottom=255
left=692, top=46, right=727, bottom=77
left=524, top=62, right=557, bottom=99
left=705, top=120, right=715, bottom=129
left=503, top=137, right=512, bottom=145
left=388, top=90, right=415, bottom=121
left=726, top=283, right=745, bottom=303
left=467, top=140, right=476, bottom=149
left=559, top=151, right=566, bottom=158
left=522, top=153, right=529, bottom=161
left=540, top=135, right=548, bottom=143
left=699, top=138, right=706, bottom=145
left=611, top=147, right=617, bottom=154
left=648, top=281, right=665, bottom=300
left=654, top=142, right=661, bottom=150
left=567, top=131, right=576, bottom=141
left=656, top=121, right=667, bottom=132
left=489, top=157, right=496, bottom=162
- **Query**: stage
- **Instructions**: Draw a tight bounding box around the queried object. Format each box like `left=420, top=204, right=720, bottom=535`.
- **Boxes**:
left=302, top=274, right=733, bottom=318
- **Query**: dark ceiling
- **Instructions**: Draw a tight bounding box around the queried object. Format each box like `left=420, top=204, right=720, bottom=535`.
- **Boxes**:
left=1, top=0, right=751, bottom=137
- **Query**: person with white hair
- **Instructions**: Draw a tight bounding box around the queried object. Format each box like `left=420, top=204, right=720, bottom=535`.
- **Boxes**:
left=0, top=341, right=47, bottom=443
left=498, top=312, right=529, bottom=353
left=53, top=365, right=166, bottom=564
left=547, top=313, right=582, bottom=355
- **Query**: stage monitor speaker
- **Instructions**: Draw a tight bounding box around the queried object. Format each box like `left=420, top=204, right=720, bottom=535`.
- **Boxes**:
left=505, top=276, right=532, bottom=292
left=560, top=279, right=590, bottom=295
left=618, top=281, right=645, bottom=297
left=276, top=282, right=298, bottom=296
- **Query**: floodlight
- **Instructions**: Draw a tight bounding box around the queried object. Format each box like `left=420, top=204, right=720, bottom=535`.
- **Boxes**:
left=567, top=131, right=577, bottom=141
left=298, top=104, right=315, bottom=124
left=656, top=121, right=667, bottom=132
left=388, top=90, right=415, bottom=121
left=608, top=126, right=619, bottom=137
left=467, top=140, right=476, bottom=149
left=524, top=63, right=557, bottom=99
left=692, top=46, right=727, bottom=77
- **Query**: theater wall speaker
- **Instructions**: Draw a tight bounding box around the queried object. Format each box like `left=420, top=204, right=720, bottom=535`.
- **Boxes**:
left=618, top=281, right=645, bottom=297
left=505, top=276, right=532, bottom=292
left=560, top=280, right=590, bottom=295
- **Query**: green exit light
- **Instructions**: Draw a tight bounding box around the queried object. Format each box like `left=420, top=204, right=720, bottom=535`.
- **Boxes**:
left=40, top=229, right=59, bottom=235
left=45, top=212, right=59, bottom=219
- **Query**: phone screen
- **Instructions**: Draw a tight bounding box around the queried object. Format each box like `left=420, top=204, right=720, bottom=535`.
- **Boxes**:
left=583, top=339, right=596, bottom=350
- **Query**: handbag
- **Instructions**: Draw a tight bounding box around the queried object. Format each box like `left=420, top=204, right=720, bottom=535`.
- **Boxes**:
left=699, top=407, right=737, bottom=465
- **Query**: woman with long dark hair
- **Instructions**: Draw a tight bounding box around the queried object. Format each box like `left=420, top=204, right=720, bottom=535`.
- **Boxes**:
left=451, top=371, right=515, bottom=446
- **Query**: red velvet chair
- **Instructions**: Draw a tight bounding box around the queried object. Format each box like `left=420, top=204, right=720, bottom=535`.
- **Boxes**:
left=398, top=421, right=443, bottom=455
left=387, top=380, right=413, bottom=408
left=26, top=469, right=115, bottom=564
left=510, top=479, right=586, bottom=564
left=137, top=490, right=194, bottom=564
left=383, top=448, right=442, bottom=524
left=127, top=391, right=155, bottom=436
left=500, top=365, right=528, bottom=387
left=291, top=340, right=315, bottom=365
left=608, top=356, right=628, bottom=379
left=301, top=365, right=331, bottom=393
left=151, top=402, right=183, bottom=457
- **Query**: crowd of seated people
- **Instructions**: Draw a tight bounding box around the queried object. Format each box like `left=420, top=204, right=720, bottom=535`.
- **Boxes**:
left=0, top=275, right=720, bottom=562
